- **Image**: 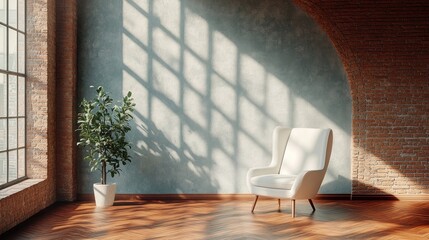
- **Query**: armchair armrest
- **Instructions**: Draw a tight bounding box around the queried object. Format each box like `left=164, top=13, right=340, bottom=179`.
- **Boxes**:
left=290, top=169, right=326, bottom=199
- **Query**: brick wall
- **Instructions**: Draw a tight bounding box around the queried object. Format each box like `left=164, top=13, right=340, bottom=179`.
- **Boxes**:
left=294, top=0, right=429, bottom=195
left=55, top=0, right=77, bottom=202
left=0, top=0, right=57, bottom=234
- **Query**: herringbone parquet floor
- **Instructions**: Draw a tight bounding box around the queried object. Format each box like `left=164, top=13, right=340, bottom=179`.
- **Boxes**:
left=2, top=199, right=429, bottom=239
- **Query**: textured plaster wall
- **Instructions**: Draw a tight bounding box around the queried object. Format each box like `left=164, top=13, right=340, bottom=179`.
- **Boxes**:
left=77, top=0, right=351, bottom=194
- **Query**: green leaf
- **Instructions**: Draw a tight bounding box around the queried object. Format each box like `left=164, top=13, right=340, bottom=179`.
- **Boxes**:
left=77, top=86, right=136, bottom=181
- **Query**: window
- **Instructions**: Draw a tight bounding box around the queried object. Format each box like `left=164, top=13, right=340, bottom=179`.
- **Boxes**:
left=0, top=0, right=25, bottom=189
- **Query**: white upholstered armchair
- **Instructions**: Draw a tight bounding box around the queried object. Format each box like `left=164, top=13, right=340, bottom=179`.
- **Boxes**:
left=247, top=127, right=333, bottom=217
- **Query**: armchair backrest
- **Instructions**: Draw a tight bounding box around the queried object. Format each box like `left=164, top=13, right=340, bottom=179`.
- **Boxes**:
left=279, top=128, right=332, bottom=176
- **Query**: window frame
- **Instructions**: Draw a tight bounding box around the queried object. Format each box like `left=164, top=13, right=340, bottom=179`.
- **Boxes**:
left=0, top=0, right=26, bottom=190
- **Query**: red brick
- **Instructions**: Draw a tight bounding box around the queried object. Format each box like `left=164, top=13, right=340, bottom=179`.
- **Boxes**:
left=295, top=0, right=429, bottom=195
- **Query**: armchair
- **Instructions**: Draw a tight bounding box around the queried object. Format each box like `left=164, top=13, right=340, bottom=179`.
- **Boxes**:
left=247, top=127, right=333, bottom=217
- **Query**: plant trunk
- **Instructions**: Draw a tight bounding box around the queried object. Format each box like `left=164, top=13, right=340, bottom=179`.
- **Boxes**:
left=101, top=161, right=107, bottom=184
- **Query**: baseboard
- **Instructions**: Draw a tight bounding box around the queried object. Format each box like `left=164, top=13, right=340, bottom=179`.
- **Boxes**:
left=77, top=194, right=304, bottom=201
left=78, top=194, right=253, bottom=201
left=77, top=193, right=429, bottom=201
left=315, top=194, right=351, bottom=200
left=78, top=194, right=351, bottom=201
left=351, top=194, right=429, bottom=201
left=351, top=194, right=398, bottom=200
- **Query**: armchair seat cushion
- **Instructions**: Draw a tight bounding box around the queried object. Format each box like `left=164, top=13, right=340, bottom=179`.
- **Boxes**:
left=250, top=174, right=296, bottom=190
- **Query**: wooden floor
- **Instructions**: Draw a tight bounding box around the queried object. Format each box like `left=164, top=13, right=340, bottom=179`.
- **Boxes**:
left=2, top=199, right=429, bottom=239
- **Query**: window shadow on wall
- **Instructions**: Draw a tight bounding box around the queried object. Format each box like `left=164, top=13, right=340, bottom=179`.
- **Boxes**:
left=78, top=0, right=352, bottom=194
left=121, top=0, right=351, bottom=194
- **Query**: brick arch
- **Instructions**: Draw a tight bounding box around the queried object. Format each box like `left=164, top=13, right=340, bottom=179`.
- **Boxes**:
left=294, top=0, right=429, bottom=195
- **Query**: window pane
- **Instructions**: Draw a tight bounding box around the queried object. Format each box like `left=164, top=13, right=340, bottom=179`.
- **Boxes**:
left=18, top=76, right=24, bottom=116
left=0, top=0, right=5, bottom=24
left=0, top=152, right=6, bottom=184
left=0, top=25, right=6, bottom=70
left=0, top=0, right=26, bottom=187
left=18, top=0, right=25, bottom=31
left=8, top=0, right=17, bottom=28
left=8, top=29, right=17, bottom=72
left=18, top=148, right=24, bottom=177
left=18, top=117, right=23, bottom=147
left=8, top=149, right=17, bottom=180
left=18, top=32, right=24, bottom=73
left=8, top=75, right=17, bottom=116
left=0, top=119, right=6, bottom=151
left=8, top=118, right=16, bottom=149
left=0, top=73, right=6, bottom=117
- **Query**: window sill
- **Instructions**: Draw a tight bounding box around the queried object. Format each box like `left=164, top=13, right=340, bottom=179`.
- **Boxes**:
left=0, top=179, right=44, bottom=200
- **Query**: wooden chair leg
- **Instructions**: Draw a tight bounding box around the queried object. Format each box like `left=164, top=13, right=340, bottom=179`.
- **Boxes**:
left=278, top=199, right=281, bottom=212
left=308, top=199, right=316, bottom=212
left=251, top=195, right=259, bottom=213
left=291, top=199, right=296, bottom=218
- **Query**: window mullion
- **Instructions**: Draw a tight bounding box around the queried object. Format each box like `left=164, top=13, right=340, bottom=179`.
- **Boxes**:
left=15, top=82, right=18, bottom=179
left=5, top=0, right=8, bottom=183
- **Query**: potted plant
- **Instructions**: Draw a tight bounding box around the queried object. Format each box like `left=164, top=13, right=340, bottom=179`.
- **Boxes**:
left=77, top=86, right=135, bottom=207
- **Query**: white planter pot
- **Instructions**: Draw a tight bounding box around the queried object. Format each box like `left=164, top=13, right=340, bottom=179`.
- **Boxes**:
left=93, top=183, right=116, bottom=207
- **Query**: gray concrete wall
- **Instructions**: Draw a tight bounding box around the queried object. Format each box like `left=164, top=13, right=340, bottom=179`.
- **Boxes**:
left=77, top=0, right=351, bottom=194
